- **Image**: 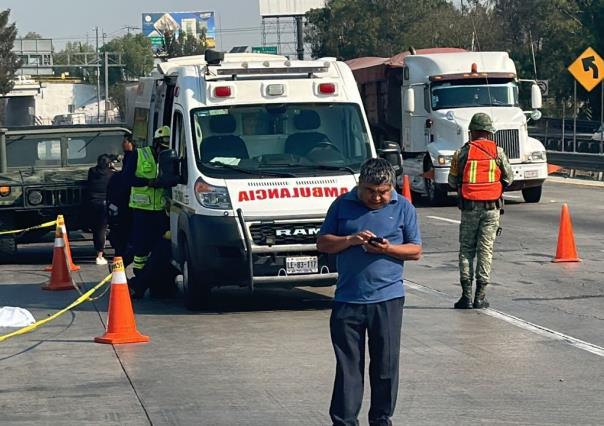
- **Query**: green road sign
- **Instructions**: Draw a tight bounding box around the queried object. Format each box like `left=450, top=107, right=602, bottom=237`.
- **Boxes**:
left=252, top=46, right=278, bottom=54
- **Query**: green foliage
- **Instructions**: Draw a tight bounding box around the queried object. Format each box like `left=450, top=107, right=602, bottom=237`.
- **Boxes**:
left=22, top=32, right=42, bottom=39
left=163, top=29, right=208, bottom=58
left=99, top=34, right=154, bottom=117
left=101, top=33, right=154, bottom=83
left=53, top=41, right=97, bottom=82
left=0, top=9, right=21, bottom=95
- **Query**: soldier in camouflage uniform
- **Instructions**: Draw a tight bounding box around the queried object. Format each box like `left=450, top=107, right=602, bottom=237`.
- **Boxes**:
left=448, top=113, right=513, bottom=309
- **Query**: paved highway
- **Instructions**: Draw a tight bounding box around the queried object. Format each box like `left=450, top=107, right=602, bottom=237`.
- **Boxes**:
left=0, top=179, right=602, bottom=425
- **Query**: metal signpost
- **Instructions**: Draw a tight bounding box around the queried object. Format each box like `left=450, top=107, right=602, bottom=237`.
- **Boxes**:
left=567, top=47, right=604, bottom=153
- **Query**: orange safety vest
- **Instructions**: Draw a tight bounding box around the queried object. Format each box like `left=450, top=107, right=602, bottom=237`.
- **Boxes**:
left=461, top=139, right=503, bottom=201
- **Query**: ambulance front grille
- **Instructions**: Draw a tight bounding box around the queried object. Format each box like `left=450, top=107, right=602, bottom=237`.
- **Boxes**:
left=250, top=221, right=324, bottom=245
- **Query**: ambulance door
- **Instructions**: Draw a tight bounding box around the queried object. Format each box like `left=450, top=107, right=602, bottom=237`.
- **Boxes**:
left=169, top=107, right=191, bottom=258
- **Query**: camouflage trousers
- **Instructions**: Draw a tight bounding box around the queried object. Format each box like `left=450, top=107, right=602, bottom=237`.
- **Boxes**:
left=458, top=205, right=500, bottom=285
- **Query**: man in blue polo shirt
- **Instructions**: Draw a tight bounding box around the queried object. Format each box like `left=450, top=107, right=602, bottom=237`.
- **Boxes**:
left=317, top=158, right=422, bottom=426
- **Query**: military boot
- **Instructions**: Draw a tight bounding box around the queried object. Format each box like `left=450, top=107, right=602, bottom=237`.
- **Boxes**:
left=473, top=282, right=490, bottom=309
left=454, top=281, right=473, bottom=309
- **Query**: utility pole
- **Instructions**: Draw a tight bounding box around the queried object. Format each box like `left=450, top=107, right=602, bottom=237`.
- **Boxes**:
left=104, top=51, right=109, bottom=123
left=295, top=15, right=304, bottom=60
left=95, top=26, right=101, bottom=123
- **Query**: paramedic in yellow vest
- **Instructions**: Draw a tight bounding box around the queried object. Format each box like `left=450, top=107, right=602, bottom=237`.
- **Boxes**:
left=125, top=126, right=171, bottom=276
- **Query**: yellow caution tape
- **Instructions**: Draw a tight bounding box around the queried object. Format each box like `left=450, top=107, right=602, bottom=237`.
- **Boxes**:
left=0, top=273, right=112, bottom=343
left=0, top=220, right=57, bottom=236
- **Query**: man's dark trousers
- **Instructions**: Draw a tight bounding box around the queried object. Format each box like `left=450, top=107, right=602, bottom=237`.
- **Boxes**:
left=329, top=297, right=404, bottom=426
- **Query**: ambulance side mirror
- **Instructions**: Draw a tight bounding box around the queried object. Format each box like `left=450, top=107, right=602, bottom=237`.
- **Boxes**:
left=157, top=149, right=179, bottom=188
left=377, top=141, right=403, bottom=176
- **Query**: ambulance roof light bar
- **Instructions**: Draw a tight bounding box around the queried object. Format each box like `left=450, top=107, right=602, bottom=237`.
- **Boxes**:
left=212, top=60, right=330, bottom=77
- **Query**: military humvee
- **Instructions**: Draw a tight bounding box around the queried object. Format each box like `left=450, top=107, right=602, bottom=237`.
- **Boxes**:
left=0, top=125, right=130, bottom=260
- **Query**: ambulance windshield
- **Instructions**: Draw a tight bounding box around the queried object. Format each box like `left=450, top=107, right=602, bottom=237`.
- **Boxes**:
left=191, top=103, right=371, bottom=177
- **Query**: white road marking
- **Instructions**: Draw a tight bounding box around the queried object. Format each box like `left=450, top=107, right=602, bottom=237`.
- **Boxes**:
left=405, top=281, right=604, bottom=358
left=426, top=215, right=461, bottom=224
left=503, top=194, right=522, bottom=199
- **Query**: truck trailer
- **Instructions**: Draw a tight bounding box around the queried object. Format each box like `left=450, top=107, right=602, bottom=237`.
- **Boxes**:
left=126, top=51, right=400, bottom=309
left=348, top=49, right=547, bottom=205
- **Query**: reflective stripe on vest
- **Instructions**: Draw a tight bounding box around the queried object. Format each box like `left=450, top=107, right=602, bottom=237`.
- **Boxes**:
left=129, top=147, right=166, bottom=211
left=461, top=139, right=503, bottom=201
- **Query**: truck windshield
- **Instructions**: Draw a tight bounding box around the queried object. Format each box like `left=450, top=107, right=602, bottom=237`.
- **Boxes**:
left=431, top=82, right=519, bottom=110
left=5, top=131, right=125, bottom=169
left=191, top=103, right=371, bottom=177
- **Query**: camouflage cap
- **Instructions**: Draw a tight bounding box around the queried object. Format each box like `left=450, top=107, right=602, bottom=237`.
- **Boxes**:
left=469, top=113, right=496, bottom=133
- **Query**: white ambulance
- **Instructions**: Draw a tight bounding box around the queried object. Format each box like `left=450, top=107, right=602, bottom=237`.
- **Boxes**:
left=129, top=51, right=399, bottom=309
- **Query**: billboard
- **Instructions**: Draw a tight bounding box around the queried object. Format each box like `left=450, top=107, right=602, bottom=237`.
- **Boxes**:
left=259, top=0, right=325, bottom=17
left=142, top=11, right=216, bottom=52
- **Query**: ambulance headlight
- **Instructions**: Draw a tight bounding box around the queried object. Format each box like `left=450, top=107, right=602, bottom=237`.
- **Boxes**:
left=529, top=151, right=546, bottom=162
left=194, top=177, right=232, bottom=209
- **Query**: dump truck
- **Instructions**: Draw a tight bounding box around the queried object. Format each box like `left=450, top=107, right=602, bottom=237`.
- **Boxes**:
left=348, top=49, right=546, bottom=205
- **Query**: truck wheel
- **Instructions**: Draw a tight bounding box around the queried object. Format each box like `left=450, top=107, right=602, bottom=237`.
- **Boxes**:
left=522, top=186, right=542, bottom=203
left=182, top=243, right=211, bottom=310
left=0, top=237, right=17, bottom=262
left=425, top=179, right=448, bottom=206
left=0, top=216, right=17, bottom=262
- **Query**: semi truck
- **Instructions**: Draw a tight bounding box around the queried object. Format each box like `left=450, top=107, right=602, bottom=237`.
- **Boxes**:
left=126, top=51, right=399, bottom=309
left=347, top=48, right=547, bottom=205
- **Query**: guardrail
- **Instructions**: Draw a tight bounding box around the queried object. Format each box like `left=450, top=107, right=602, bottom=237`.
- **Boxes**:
left=529, top=127, right=604, bottom=172
left=546, top=151, right=604, bottom=172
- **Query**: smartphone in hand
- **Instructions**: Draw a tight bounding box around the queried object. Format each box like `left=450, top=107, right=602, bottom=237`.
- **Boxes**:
left=368, top=236, right=385, bottom=246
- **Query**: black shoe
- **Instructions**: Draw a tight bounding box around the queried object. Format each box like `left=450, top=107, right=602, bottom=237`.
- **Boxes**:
left=454, top=295, right=473, bottom=309
left=473, top=296, right=490, bottom=309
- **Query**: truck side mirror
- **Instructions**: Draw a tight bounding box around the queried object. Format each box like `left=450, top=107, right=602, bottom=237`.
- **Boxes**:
left=157, top=149, right=180, bottom=188
left=377, top=141, right=403, bottom=176
left=531, top=84, right=542, bottom=110
left=405, top=88, right=415, bottom=113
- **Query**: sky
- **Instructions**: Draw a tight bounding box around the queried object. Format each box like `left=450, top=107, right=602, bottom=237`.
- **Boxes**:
left=2, top=0, right=266, bottom=51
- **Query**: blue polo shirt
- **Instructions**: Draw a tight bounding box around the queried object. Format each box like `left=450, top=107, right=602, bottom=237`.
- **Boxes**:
left=319, top=188, right=421, bottom=303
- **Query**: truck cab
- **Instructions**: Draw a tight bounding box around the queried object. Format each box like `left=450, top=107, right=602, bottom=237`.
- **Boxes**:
left=128, top=52, right=396, bottom=309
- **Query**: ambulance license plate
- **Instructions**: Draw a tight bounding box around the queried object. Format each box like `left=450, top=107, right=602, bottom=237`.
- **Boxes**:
left=524, top=170, right=539, bottom=179
left=286, top=256, right=318, bottom=274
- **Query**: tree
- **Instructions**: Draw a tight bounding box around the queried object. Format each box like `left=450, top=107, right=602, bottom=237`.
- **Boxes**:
left=0, top=9, right=21, bottom=95
left=101, top=33, right=154, bottom=83
left=305, top=0, right=471, bottom=60
left=100, top=34, right=154, bottom=118
left=163, top=29, right=208, bottom=58
left=492, top=0, right=585, bottom=115
left=53, top=41, right=97, bottom=82
left=23, top=31, right=42, bottom=39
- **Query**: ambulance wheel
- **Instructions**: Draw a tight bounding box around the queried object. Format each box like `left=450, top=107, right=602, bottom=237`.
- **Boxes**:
left=522, top=185, right=542, bottom=203
left=182, top=243, right=211, bottom=310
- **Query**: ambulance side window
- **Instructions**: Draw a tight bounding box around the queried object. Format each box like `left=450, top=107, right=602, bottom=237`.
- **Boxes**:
left=172, top=111, right=187, bottom=183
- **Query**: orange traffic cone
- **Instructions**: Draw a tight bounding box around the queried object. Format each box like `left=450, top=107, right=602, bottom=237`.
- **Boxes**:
left=95, top=257, right=150, bottom=345
left=43, top=224, right=76, bottom=291
left=402, top=175, right=413, bottom=203
left=45, top=215, right=80, bottom=272
left=553, top=203, right=581, bottom=263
